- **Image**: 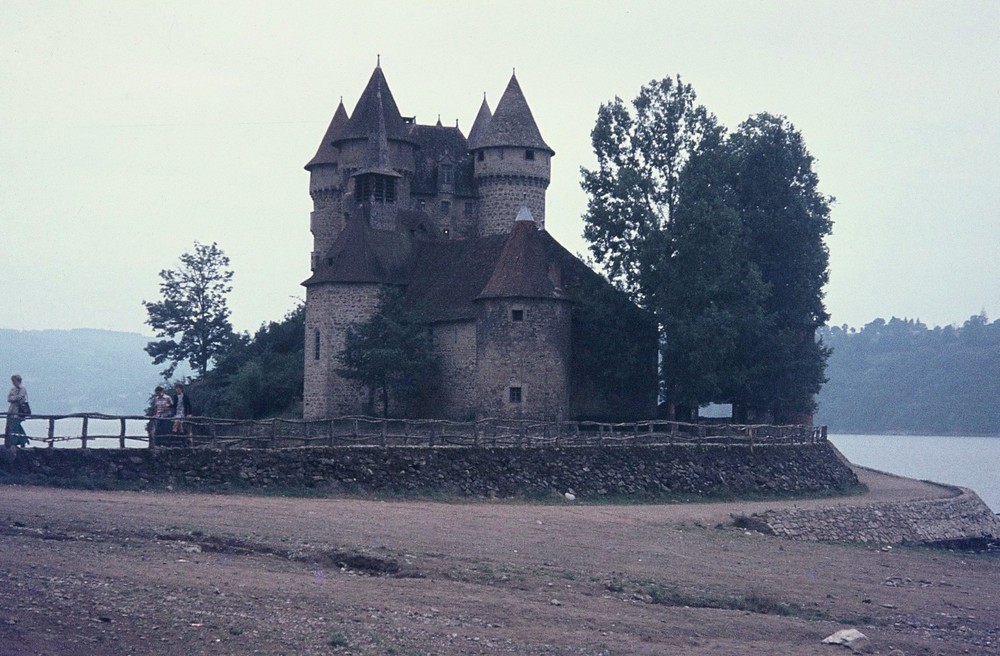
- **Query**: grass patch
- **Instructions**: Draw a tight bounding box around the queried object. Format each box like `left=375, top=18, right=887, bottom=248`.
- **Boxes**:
left=610, top=578, right=830, bottom=621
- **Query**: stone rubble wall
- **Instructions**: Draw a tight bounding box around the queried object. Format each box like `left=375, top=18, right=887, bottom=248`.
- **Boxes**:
left=752, top=484, right=1000, bottom=545
left=2, top=443, right=856, bottom=500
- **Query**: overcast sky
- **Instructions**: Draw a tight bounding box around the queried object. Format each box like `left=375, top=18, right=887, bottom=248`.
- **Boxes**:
left=2, top=0, right=997, bottom=336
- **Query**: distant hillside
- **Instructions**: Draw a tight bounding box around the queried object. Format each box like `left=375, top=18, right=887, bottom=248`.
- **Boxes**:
left=815, top=315, right=1000, bottom=435
left=0, top=328, right=170, bottom=416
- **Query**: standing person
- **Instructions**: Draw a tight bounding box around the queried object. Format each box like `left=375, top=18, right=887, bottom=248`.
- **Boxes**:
left=171, top=383, right=193, bottom=442
left=152, top=386, right=173, bottom=445
left=5, top=374, right=30, bottom=447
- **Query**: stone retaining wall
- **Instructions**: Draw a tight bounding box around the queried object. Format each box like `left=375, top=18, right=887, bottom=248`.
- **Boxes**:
left=0, top=442, right=856, bottom=500
left=749, top=484, right=1000, bottom=546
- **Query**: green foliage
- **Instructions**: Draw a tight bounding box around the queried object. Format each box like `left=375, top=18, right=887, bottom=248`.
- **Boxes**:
left=816, top=314, right=1000, bottom=434
left=185, top=302, right=305, bottom=419
left=581, top=77, right=832, bottom=420
left=337, top=287, right=435, bottom=418
left=143, top=241, right=236, bottom=377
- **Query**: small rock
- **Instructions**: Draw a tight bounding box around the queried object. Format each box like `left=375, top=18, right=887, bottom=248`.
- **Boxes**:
left=564, top=492, right=576, bottom=501
left=822, top=628, right=870, bottom=651
left=550, top=598, right=561, bottom=606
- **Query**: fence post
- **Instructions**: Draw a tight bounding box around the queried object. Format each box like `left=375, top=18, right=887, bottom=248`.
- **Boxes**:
left=47, top=418, right=55, bottom=448
left=302, top=419, right=309, bottom=447
left=328, top=419, right=335, bottom=447
left=697, top=425, right=705, bottom=447
left=119, top=417, right=127, bottom=448
left=472, top=421, right=479, bottom=447
left=352, top=419, right=359, bottom=443
left=381, top=419, right=387, bottom=447
left=670, top=422, right=676, bottom=446
left=81, top=416, right=89, bottom=449
left=210, top=418, right=218, bottom=449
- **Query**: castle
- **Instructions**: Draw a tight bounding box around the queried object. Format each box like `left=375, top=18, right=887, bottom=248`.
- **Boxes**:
left=302, top=63, right=657, bottom=421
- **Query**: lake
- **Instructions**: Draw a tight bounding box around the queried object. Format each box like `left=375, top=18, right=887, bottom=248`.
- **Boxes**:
left=830, top=433, right=1000, bottom=513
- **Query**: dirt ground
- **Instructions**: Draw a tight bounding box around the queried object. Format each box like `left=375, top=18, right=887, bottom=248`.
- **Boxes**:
left=1, top=467, right=997, bottom=656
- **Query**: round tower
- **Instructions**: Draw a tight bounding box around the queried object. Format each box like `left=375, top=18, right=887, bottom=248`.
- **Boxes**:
left=473, top=208, right=572, bottom=421
left=472, top=74, right=554, bottom=236
left=305, top=100, right=349, bottom=271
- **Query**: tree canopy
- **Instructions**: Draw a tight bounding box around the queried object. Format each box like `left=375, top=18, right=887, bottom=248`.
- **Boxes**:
left=143, top=241, right=235, bottom=378
left=582, top=77, right=833, bottom=421
left=816, top=315, right=1000, bottom=435
left=337, top=287, right=435, bottom=417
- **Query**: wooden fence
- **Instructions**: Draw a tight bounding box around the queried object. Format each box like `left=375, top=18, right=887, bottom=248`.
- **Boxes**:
left=3, top=413, right=827, bottom=450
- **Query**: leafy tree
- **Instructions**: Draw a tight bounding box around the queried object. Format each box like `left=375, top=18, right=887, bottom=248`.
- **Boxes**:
left=186, top=302, right=305, bottom=419
left=581, top=80, right=834, bottom=422
left=337, top=287, right=435, bottom=417
left=728, top=114, right=833, bottom=420
left=659, top=129, right=768, bottom=411
left=143, top=242, right=235, bottom=377
left=581, top=75, right=720, bottom=307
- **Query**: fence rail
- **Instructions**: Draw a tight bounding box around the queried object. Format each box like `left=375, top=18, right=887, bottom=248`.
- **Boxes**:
left=3, top=412, right=827, bottom=450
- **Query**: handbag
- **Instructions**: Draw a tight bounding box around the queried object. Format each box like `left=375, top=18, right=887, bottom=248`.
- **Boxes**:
left=18, top=400, right=31, bottom=416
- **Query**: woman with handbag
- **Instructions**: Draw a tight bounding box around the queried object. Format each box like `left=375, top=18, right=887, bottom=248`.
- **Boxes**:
left=5, top=374, right=30, bottom=447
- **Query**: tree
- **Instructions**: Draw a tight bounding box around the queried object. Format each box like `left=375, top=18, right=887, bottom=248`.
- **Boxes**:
left=143, top=241, right=235, bottom=378
left=186, top=302, right=305, bottom=419
left=659, top=129, right=769, bottom=412
left=337, top=287, right=435, bottom=417
left=728, top=114, right=834, bottom=420
left=581, top=75, right=720, bottom=308
left=581, top=80, right=834, bottom=422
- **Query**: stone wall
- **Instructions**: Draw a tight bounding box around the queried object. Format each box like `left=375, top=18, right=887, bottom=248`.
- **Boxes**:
left=748, top=484, right=1000, bottom=546
left=1, top=443, right=857, bottom=500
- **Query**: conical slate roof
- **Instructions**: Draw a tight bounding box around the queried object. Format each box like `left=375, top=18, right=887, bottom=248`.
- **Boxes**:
left=478, top=213, right=566, bottom=300
left=476, top=74, right=553, bottom=154
left=466, top=95, right=492, bottom=150
left=305, top=100, right=349, bottom=170
left=302, top=215, right=411, bottom=286
left=338, top=65, right=414, bottom=144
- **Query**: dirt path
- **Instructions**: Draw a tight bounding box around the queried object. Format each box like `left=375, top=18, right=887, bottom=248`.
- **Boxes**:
left=1, top=467, right=996, bottom=655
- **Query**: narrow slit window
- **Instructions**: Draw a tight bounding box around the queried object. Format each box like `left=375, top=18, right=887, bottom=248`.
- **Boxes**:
left=314, top=330, right=321, bottom=361
left=509, top=387, right=522, bottom=403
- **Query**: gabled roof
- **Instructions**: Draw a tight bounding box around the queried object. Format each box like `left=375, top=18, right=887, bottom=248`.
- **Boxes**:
left=338, top=65, right=414, bottom=145
left=476, top=74, right=553, bottom=154
left=302, top=215, right=411, bottom=286
left=466, top=95, right=492, bottom=150
left=305, top=100, right=349, bottom=170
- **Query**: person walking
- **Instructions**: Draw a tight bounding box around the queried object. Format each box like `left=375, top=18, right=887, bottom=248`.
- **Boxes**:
left=5, top=374, right=30, bottom=447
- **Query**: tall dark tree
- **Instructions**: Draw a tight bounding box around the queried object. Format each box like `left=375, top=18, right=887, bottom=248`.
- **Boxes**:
left=659, top=129, right=768, bottom=412
left=728, top=113, right=833, bottom=421
left=337, top=287, right=435, bottom=418
left=143, top=241, right=235, bottom=378
left=581, top=75, right=720, bottom=308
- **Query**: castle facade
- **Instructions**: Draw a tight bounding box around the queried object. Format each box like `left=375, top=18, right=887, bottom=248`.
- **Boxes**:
left=302, top=64, right=657, bottom=421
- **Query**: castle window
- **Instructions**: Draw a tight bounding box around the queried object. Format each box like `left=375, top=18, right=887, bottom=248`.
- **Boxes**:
left=509, top=387, right=522, bottom=403
left=477, top=151, right=484, bottom=162
left=464, top=202, right=474, bottom=218
left=525, top=149, right=535, bottom=161
left=314, top=330, right=321, bottom=361
left=441, top=164, right=454, bottom=184
left=511, top=309, right=524, bottom=322
left=439, top=200, right=451, bottom=214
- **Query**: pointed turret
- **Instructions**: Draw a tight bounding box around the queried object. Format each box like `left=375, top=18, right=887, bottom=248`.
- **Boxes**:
left=466, top=95, right=492, bottom=150
left=339, top=64, right=413, bottom=144
left=306, top=100, right=349, bottom=170
left=477, top=74, right=553, bottom=154
left=472, top=73, right=553, bottom=236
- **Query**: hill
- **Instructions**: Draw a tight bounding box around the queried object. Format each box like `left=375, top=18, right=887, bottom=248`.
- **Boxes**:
left=0, top=328, right=169, bottom=416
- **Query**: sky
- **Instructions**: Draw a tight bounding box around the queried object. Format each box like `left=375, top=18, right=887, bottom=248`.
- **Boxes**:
left=2, top=0, right=997, bottom=336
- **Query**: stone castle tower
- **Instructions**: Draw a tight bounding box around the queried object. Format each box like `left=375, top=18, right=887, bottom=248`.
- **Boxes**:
left=302, top=64, right=657, bottom=422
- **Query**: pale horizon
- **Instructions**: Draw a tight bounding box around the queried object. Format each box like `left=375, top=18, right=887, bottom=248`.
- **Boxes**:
left=3, top=1, right=997, bottom=335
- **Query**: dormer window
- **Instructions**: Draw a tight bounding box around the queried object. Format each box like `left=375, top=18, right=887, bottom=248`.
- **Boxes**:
left=441, top=164, right=454, bottom=184
left=525, top=149, right=535, bottom=161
